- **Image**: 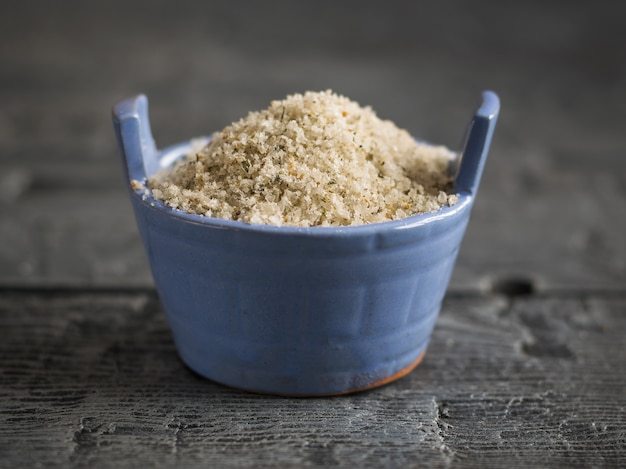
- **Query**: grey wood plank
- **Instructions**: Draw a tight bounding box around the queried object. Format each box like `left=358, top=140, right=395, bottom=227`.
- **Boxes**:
left=0, top=290, right=624, bottom=467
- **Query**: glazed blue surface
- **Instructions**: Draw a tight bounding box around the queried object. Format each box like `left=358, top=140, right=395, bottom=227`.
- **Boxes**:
left=112, top=92, right=499, bottom=395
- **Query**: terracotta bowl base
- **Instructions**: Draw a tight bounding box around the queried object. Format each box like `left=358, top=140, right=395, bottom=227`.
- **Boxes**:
left=227, top=350, right=427, bottom=398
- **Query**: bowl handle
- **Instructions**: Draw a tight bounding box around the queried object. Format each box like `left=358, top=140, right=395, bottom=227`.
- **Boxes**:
left=454, top=91, right=500, bottom=196
left=112, top=94, right=159, bottom=184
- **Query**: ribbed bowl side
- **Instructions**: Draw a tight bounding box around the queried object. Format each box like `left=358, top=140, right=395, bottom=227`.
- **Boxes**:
left=132, top=195, right=471, bottom=395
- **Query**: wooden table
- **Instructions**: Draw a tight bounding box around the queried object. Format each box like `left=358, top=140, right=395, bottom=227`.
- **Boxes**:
left=1, top=1, right=624, bottom=467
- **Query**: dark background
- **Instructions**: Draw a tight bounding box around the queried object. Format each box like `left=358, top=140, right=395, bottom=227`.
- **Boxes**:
left=1, top=0, right=625, bottom=289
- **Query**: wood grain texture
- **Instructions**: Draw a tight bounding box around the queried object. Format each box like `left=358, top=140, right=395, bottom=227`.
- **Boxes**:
left=0, top=290, right=624, bottom=468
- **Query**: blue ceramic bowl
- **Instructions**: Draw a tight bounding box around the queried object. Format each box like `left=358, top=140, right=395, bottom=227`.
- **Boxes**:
left=113, top=92, right=499, bottom=396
